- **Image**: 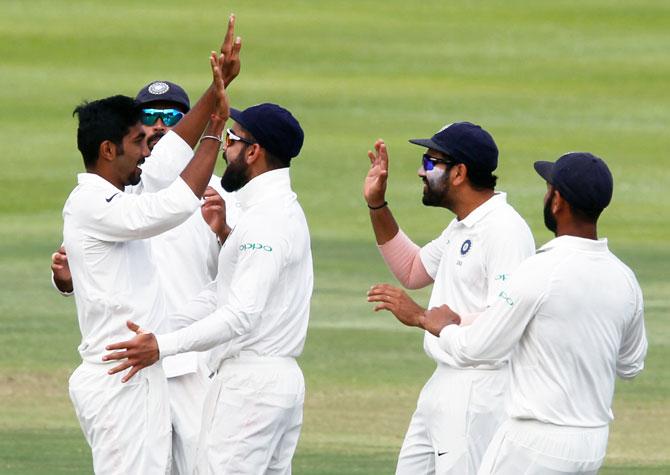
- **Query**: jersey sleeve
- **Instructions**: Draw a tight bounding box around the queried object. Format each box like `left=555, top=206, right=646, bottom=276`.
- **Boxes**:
left=483, top=219, right=536, bottom=306
left=156, top=226, right=287, bottom=356
left=77, top=177, right=201, bottom=242
left=168, top=280, right=219, bottom=331
left=127, top=131, right=194, bottom=193
left=616, top=281, right=648, bottom=379
left=419, top=227, right=451, bottom=280
left=438, top=257, right=546, bottom=366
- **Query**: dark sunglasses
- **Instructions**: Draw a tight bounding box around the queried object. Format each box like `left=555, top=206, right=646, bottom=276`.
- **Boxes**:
left=225, top=128, right=256, bottom=148
left=141, top=108, right=185, bottom=127
left=422, top=153, right=456, bottom=171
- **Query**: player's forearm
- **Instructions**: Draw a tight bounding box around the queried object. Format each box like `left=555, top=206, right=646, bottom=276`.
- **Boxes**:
left=157, top=306, right=256, bottom=357
left=180, top=116, right=226, bottom=198
left=51, top=272, right=73, bottom=295
left=369, top=205, right=400, bottom=245
left=378, top=229, right=433, bottom=289
left=171, top=84, right=217, bottom=148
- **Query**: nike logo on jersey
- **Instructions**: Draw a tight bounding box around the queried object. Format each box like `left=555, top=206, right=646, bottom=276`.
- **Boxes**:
left=437, top=450, right=448, bottom=456
left=105, top=193, right=120, bottom=203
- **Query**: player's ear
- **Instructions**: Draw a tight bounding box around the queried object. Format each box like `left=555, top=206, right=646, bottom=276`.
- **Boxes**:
left=99, top=140, right=117, bottom=163
left=552, top=189, right=566, bottom=214
left=245, top=143, right=262, bottom=165
left=451, top=163, right=467, bottom=186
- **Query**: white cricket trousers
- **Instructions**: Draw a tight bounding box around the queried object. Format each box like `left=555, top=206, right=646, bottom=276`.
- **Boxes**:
left=195, top=355, right=305, bottom=474
left=68, top=362, right=171, bottom=475
left=478, top=418, right=609, bottom=474
left=396, top=365, right=508, bottom=475
left=168, top=363, right=210, bottom=475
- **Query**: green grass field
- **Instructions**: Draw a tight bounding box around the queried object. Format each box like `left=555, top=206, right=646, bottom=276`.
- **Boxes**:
left=1, top=0, right=668, bottom=473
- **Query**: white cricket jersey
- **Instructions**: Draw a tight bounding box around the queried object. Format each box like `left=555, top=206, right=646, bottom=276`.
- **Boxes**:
left=439, top=235, right=648, bottom=427
left=157, top=168, right=313, bottom=368
left=63, top=130, right=199, bottom=364
left=63, top=174, right=200, bottom=364
left=154, top=176, right=240, bottom=377
left=420, top=192, right=535, bottom=368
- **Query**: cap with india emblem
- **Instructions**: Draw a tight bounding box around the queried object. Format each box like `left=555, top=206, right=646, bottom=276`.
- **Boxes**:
left=135, top=80, right=191, bottom=112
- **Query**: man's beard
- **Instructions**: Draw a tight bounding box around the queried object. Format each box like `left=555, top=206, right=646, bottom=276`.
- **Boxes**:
left=543, top=193, right=558, bottom=235
left=221, top=150, right=250, bottom=192
left=147, top=131, right=165, bottom=151
left=422, top=172, right=449, bottom=207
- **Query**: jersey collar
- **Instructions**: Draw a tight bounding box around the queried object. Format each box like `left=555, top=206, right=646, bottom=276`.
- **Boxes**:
left=457, top=192, right=507, bottom=228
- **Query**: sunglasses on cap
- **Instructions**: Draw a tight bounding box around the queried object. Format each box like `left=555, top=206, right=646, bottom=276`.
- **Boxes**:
left=422, top=153, right=457, bottom=171
left=140, top=108, right=185, bottom=127
left=225, top=128, right=256, bottom=148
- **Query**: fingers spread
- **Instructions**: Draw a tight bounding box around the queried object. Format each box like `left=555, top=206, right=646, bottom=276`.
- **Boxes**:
left=121, top=365, right=143, bottom=383
left=105, top=340, right=133, bottom=352
left=107, top=360, right=132, bottom=375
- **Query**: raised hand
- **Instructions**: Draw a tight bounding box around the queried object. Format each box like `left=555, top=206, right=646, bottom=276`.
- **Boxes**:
left=201, top=186, right=231, bottom=242
left=364, top=139, right=389, bottom=208
left=220, top=14, right=242, bottom=86
left=51, top=245, right=73, bottom=293
left=210, top=51, right=230, bottom=121
left=102, top=321, right=160, bottom=383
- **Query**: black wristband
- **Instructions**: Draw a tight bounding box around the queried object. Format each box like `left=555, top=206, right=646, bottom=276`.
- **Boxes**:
left=367, top=201, right=388, bottom=210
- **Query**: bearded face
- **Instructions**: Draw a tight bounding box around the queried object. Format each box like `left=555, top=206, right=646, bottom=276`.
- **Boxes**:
left=221, top=146, right=250, bottom=192
left=543, top=190, right=558, bottom=235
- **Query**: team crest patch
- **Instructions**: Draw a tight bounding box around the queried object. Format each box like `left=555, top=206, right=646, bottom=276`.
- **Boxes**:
left=460, top=239, right=472, bottom=255
left=148, top=81, right=169, bottom=95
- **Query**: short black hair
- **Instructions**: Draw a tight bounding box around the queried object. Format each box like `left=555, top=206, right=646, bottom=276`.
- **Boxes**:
left=73, top=95, right=141, bottom=168
left=570, top=204, right=603, bottom=223
left=466, top=164, right=498, bottom=190
left=444, top=155, right=497, bottom=190
left=238, top=127, right=290, bottom=170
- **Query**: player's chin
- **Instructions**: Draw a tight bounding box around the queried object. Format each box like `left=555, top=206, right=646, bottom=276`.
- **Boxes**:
left=128, top=170, right=142, bottom=187
left=148, top=133, right=165, bottom=150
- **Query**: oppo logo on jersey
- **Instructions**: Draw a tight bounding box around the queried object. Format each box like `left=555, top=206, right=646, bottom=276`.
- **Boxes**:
left=498, top=290, right=515, bottom=307
left=239, top=242, right=273, bottom=252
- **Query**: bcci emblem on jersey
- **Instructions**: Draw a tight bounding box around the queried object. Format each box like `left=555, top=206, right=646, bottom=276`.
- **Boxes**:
left=460, top=239, right=472, bottom=256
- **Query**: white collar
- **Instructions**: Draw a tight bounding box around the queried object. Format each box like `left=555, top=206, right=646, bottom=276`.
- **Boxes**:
left=236, top=168, right=293, bottom=211
left=538, top=235, right=609, bottom=253
left=457, top=192, right=508, bottom=228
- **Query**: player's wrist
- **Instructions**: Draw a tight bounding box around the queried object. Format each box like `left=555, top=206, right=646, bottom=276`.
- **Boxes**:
left=367, top=200, right=388, bottom=210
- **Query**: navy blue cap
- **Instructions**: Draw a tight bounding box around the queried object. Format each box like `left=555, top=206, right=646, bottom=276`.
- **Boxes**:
left=534, top=152, right=613, bottom=212
left=135, top=81, right=190, bottom=112
left=409, top=121, right=498, bottom=172
left=230, top=103, right=304, bottom=162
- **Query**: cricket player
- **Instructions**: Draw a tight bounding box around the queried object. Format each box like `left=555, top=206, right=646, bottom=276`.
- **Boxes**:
left=103, top=103, right=312, bottom=474
left=51, top=17, right=241, bottom=474
left=63, top=49, right=231, bottom=474
left=363, top=122, right=535, bottom=474
left=372, top=152, right=648, bottom=474
left=52, top=76, right=240, bottom=475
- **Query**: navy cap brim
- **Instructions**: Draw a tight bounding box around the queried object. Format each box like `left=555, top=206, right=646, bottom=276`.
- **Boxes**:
left=229, top=107, right=243, bottom=123
left=534, top=161, right=554, bottom=183
left=409, top=138, right=451, bottom=156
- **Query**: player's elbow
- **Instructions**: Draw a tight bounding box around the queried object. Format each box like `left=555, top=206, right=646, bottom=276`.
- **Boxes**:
left=617, top=362, right=645, bottom=380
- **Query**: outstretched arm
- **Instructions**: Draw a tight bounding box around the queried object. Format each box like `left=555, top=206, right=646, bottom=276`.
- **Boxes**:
left=171, top=14, right=242, bottom=148
left=179, top=52, right=229, bottom=198
left=367, top=284, right=461, bottom=333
